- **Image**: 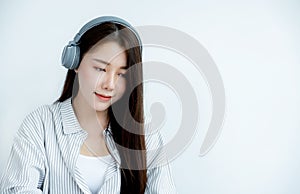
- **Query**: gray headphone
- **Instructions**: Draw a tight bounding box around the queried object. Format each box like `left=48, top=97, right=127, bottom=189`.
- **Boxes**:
left=61, top=16, right=142, bottom=70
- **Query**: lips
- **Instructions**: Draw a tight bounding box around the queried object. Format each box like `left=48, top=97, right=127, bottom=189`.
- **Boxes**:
left=95, top=92, right=112, bottom=101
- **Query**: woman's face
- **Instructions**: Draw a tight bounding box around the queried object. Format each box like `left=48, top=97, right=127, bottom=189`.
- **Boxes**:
left=75, top=41, right=127, bottom=113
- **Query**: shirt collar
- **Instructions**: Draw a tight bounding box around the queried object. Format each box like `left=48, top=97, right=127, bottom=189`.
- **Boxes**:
left=60, top=97, right=112, bottom=135
left=60, top=97, right=120, bottom=165
left=60, top=97, right=84, bottom=135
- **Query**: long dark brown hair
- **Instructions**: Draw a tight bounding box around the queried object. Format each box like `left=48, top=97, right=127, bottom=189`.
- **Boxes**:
left=55, top=22, right=147, bottom=194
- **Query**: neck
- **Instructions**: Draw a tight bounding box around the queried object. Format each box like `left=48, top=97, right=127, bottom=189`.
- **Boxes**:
left=72, top=93, right=109, bottom=137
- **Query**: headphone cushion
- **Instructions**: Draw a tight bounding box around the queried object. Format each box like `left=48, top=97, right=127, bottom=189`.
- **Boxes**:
left=61, top=44, right=80, bottom=69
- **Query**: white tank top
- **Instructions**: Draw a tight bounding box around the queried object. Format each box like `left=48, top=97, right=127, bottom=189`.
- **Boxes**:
left=76, top=154, right=113, bottom=194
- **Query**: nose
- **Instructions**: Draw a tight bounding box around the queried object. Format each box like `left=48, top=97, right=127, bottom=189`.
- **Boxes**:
left=101, top=73, right=118, bottom=91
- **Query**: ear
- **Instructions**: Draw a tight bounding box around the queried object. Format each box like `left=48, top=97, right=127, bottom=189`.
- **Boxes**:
left=74, top=68, right=78, bottom=73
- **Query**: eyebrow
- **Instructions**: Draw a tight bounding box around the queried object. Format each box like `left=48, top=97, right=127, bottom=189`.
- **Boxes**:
left=92, top=58, right=127, bottom=69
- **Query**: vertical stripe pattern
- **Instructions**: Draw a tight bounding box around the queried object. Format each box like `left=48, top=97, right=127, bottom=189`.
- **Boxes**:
left=0, top=98, right=177, bottom=194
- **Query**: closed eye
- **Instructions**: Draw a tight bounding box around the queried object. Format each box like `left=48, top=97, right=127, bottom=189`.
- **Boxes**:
left=94, top=67, right=106, bottom=72
left=118, top=71, right=127, bottom=77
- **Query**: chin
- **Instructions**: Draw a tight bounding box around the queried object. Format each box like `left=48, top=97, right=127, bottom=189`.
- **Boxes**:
left=93, top=104, right=110, bottom=112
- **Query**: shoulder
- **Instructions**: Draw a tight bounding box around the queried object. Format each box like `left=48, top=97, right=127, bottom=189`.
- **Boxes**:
left=144, top=127, right=178, bottom=193
left=144, top=127, right=169, bottom=168
left=145, top=129, right=164, bottom=150
left=21, top=101, right=62, bottom=126
left=16, top=100, right=63, bottom=139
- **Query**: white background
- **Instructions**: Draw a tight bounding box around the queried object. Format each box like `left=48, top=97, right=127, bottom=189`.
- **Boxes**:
left=1, top=0, right=300, bottom=193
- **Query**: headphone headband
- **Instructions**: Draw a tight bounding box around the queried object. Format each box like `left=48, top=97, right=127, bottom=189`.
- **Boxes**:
left=61, top=16, right=142, bottom=70
left=73, top=16, right=142, bottom=45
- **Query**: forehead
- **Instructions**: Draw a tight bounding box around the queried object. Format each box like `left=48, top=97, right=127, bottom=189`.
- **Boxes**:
left=87, top=41, right=127, bottom=63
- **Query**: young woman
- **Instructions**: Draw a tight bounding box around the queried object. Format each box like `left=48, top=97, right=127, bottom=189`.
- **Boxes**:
left=0, top=16, right=176, bottom=194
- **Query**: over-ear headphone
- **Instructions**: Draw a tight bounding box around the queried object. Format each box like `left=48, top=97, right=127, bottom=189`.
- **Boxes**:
left=61, top=16, right=142, bottom=70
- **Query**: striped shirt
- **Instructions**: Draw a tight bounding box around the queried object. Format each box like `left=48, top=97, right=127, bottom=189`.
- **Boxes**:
left=0, top=97, right=177, bottom=194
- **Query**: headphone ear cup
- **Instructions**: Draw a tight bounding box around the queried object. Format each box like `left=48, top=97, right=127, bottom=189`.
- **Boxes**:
left=61, top=43, right=80, bottom=70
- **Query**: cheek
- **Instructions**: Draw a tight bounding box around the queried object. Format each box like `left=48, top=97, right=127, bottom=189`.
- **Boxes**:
left=116, top=78, right=127, bottom=96
left=78, top=68, right=99, bottom=91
